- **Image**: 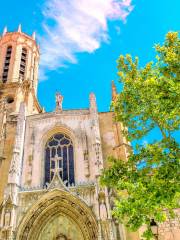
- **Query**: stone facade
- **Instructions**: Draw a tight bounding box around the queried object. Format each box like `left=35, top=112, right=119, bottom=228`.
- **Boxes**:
left=0, top=28, right=179, bottom=240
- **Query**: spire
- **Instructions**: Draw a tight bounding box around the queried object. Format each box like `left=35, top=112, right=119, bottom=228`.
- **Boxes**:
left=112, top=80, right=117, bottom=101
left=18, top=24, right=22, bottom=33
left=89, top=92, right=97, bottom=114
left=2, top=26, right=7, bottom=36
left=32, top=31, right=36, bottom=40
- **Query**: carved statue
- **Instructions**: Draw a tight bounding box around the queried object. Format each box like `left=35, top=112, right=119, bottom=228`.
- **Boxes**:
left=99, top=191, right=108, bottom=221
left=4, top=210, right=11, bottom=227
left=100, top=199, right=108, bottom=221
left=56, top=92, right=63, bottom=111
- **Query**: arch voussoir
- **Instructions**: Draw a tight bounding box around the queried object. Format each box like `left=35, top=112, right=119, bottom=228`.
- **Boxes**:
left=16, top=189, right=98, bottom=240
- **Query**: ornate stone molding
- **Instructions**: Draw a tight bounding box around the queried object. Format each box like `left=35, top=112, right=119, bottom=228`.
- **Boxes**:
left=16, top=189, right=98, bottom=240
left=8, top=103, right=26, bottom=185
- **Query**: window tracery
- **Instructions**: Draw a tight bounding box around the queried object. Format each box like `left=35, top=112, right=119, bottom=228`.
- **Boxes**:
left=45, top=133, right=75, bottom=186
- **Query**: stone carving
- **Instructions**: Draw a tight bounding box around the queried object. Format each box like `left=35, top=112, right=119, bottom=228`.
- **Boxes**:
left=47, top=154, right=68, bottom=191
left=0, top=103, right=26, bottom=240
left=0, top=99, right=7, bottom=161
left=55, top=92, right=63, bottom=111
left=98, top=192, right=108, bottom=221
left=17, top=191, right=98, bottom=240
left=89, top=93, right=104, bottom=177
left=94, top=141, right=103, bottom=176
left=4, top=210, right=11, bottom=227
left=99, top=199, right=108, bottom=221
left=89, top=93, right=97, bottom=115
left=81, top=132, right=90, bottom=177
left=8, top=103, right=26, bottom=185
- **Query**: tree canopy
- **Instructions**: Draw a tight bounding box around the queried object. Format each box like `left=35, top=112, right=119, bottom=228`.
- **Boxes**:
left=100, top=32, right=180, bottom=239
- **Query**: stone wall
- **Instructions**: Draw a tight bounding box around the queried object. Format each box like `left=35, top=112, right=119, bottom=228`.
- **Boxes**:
left=0, top=95, right=17, bottom=202
left=158, top=209, right=180, bottom=240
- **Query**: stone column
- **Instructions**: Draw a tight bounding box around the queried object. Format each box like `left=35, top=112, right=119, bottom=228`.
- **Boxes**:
left=0, top=102, right=26, bottom=239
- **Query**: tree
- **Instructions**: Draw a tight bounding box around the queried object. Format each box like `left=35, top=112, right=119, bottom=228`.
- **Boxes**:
left=100, top=32, right=180, bottom=239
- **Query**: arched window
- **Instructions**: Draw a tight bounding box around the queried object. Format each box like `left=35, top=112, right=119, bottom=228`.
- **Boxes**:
left=45, top=133, right=75, bottom=186
left=2, top=46, right=12, bottom=83
left=19, top=47, right=27, bottom=81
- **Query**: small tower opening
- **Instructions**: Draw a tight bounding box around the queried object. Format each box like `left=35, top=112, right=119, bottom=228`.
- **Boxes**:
left=19, top=47, right=27, bottom=81
left=2, top=46, right=12, bottom=83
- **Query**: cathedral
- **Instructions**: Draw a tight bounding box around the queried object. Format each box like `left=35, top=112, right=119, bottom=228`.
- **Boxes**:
left=0, top=27, right=179, bottom=240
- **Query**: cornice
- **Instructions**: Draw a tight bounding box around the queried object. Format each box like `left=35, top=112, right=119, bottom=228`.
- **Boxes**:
left=0, top=32, right=39, bottom=54
left=26, top=109, right=90, bottom=121
left=0, top=82, right=21, bottom=89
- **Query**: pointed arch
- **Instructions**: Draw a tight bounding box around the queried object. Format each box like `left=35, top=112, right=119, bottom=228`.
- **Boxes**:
left=16, top=189, right=98, bottom=240
left=40, top=125, right=77, bottom=186
left=45, top=133, right=75, bottom=186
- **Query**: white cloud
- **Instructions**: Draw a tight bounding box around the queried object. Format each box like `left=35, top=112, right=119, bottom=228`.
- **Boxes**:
left=39, top=0, right=133, bottom=79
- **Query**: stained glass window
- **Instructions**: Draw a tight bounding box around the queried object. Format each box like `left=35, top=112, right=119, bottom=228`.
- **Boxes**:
left=45, top=133, right=75, bottom=186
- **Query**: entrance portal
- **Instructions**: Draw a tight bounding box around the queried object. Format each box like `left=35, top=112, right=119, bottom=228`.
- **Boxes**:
left=16, top=189, right=98, bottom=240
left=38, top=214, right=83, bottom=240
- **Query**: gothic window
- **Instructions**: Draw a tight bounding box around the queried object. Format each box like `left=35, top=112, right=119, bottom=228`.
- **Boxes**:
left=2, top=46, right=12, bottom=83
left=19, top=47, right=27, bottom=81
left=45, top=133, right=75, bottom=186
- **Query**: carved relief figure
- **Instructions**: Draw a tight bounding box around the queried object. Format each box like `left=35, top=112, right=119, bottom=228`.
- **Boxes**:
left=56, top=92, right=63, bottom=111
left=99, top=192, right=108, bottom=221
left=4, top=210, right=11, bottom=227
left=100, top=199, right=108, bottom=221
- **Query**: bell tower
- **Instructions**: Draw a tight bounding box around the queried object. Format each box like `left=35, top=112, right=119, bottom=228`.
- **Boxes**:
left=0, top=25, right=42, bottom=114
left=0, top=26, right=42, bottom=204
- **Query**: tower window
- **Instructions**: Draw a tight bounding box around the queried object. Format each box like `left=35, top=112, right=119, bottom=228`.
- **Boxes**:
left=19, top=47, right=27, bottom=81
left=2, top=46, right=12, bottom=83
left=45, top=133, right=75, bottom=186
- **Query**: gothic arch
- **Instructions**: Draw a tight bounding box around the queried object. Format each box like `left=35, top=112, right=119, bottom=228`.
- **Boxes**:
left=41, top=125, right=76, bottom=146
left=16, top=189, right=98, bottom=240
left=40, top=125, right=77, bottom=186
left=44, top=133, right=75, bottom=186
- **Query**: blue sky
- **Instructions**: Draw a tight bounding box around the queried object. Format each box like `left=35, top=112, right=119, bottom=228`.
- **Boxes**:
left=0, top=0, right=179, bottom=115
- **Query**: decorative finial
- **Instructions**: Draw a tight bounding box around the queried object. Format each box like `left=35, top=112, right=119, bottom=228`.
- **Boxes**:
left=89, top=92, right=97, bottom=113
left=18, top=24, right=22, bottom=33
left=90, top=92, right=96, bottom=101
left=2, top=26, right=7, bottom=36
left=112, top=80, right=117, bottom=101
left=32, top=31, right=36, bottom=40
left=55, top=92, right=63, bottom=112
